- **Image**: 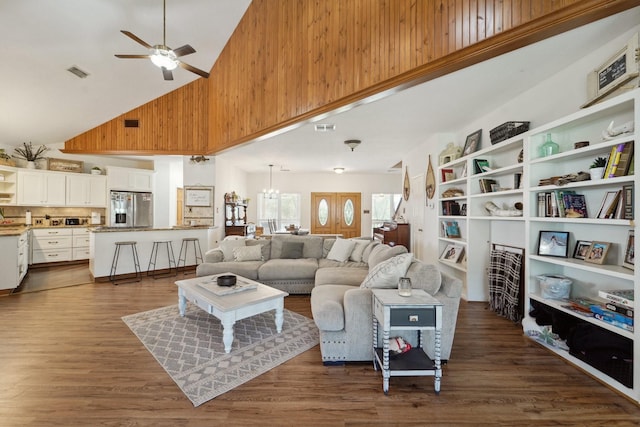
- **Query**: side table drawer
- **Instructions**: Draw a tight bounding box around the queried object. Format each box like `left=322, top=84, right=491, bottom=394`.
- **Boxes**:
left=390, top=307, right=435, bottom=327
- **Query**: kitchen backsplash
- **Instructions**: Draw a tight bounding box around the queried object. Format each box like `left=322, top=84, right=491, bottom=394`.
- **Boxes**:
left=0, top=206, right=106, bottom=226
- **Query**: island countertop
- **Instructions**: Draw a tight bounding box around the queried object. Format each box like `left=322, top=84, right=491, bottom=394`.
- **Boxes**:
left=90, top=225, right=214, bottom=233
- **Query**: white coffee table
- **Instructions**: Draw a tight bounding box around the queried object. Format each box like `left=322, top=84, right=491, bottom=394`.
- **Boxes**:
left=175, top=273, right=288, bottom=353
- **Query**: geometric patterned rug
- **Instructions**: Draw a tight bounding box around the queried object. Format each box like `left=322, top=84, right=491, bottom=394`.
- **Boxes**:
left=122, top=304, right=319, bottom=406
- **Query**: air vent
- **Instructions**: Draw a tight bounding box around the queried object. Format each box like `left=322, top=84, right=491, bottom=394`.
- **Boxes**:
left=124, top=119, right=139, bottom=128
left=67, top=66, right=89, bottom=79
left=314, top=123, right=336, bottom=132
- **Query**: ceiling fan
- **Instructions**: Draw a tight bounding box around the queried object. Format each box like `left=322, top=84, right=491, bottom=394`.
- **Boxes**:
left=115, top=0, right=210, bottom=80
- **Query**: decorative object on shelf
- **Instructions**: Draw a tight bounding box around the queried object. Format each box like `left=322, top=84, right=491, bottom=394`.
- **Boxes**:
left=398, top=277, right=412, bottom=297
left=263, top=164, right=279, bottom=199
left=13, top=142, right=48, bottom=168
left=46, top=157, right=84, bottom=173
left=623, top=230, right=634, bottom=270
left=441, top=188, right=464, bottom=198
left=574, top=141, right=589, bottom=149
left=403, top=166, right=410, bottom=201
left=584, top=241, right=611, bottom=265
left=440, top=168, right=455, bottom=182
left=539, top=133, right=559, bottom=157
left=425, top=155, right=435, bottom=200
left=573, top=240, right=592, bottom=260
left=601, top=120, right=635, bottom=140
left=441, top=220, right=461, bottom=238
left=344, top=139, right=361, bottom=151
left=489, top=121, right=530, bottom=144
left=473, top=158, right=491, bottom=174
left=189, top=155, right=210, bottom=164
left=484, top=201, right=523, bottom=217
left=517, top=149, right=523, bottom=163
left=537, top=230, right=569, bottom=258
left=462, top=129, right=482, bottom=156
left=439, top=243, right=464, bottom=263
left=438, top=142, right=462, bottom=165
left=589, top=156, right=607, bottom=180
left=91, top=166, right=102, bottom=175
left=0, top=149, right=15, bottom=167
left=536, top=275, right=572, bottom=300
left=584, top=32, right=639, bottom=108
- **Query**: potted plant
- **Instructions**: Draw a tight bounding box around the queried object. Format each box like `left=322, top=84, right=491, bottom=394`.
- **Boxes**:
left=589, top=156, right=607, bottom=180
left=91, top=166, right=102, bottom=175
left=13, top=142, right=48, bottom=169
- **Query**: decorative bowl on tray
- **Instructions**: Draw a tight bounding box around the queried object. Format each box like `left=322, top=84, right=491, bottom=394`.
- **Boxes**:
left=217, top=275, right=237, bottom=287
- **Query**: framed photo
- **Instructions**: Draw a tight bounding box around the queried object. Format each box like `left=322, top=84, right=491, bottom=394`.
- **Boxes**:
left=573, top=240, right=592, bottom=260
left=440, top=244, right=464, bottom=263
left=462, top=129, right=482, bottom=156
left=584, top=241, right=611, bottom=265
left=441, top=168, right=455, bottom=182
left=537, top=231, right=569, bottom=258
left=623, top=230, right=634, bottom=270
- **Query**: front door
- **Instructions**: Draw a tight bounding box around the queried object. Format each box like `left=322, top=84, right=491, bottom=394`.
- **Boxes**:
left=311, top=192, right=361, bottom=238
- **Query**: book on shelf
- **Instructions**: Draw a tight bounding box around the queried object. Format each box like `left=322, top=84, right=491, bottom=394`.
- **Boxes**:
left=479, top=178, right=497, bottom=193
left=603, top=144, right=622, bottom=178
left=473, top=159, right=490, bottom=174
left=441, top=200, right=461, bottom=216
left=596, top=190, right=621, bottom=219
left=622, top=184, right=634, bottom=220
left=590, top=305, right=634, bottom=331
left=513, top=172, right=522, bottom=190
left=608, top=142, right=634, bottom=178
left=441, top=220, right=461, bottom=238
left=563, top=193, right=587, bottom=218
left=598, top=289, right=634, bottom=308
left=604, top=300, right=634, bottom=318
left=537, top=190, right=581, bottom=218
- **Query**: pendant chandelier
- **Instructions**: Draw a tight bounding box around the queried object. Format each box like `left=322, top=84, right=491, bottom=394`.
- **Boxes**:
left=263, top=164, right=279, bottom=199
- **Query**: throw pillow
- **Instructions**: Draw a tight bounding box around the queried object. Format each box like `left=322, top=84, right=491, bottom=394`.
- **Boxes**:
left=281, top=241, right=304, bottom=259
left=360, top=253, right=413, bottom=289
left=219, top=239, right=246, bottom=261
left=349, top=239, right=369, bottom=262
left=367, top=244, right=408, bottom=269
left=361, top=240, right=380, bottom=264
left=233, top=245, right=263, bottom=262
left=326, top=238, right=356, bottom=262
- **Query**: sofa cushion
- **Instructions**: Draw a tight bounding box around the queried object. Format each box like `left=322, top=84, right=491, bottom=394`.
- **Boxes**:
left=360, top=253, right=413, bottom=289
left=315, top=267, right=369, bottom=286
left=318, top=259, right=368, bottom=269
left=270, top=235, right=324, bottom=259
left=195, top=261, right=263, bottom=280
left=322, top=238, right=336, bottom=257
left=233, top=245, right=263, bottom=262
left=258, top=258, right=319, bottom=281
left=406, top=261, right=442, bottom=295
left=349, top=239, right=369, bottom=262
left=219, top=239, right=246, bottom=261
left=203, top=248, right=224, bottom=263
left=361, top=240, right=380, bottom=264
left=281, top=241, right=304, bottom=259
left=367, top=244, right=408, bottom=268
left=327, top=238, right=356, bottom=262
left=311, top=285, right=355, bottom=331
left=246, top=239, right=271, bottom=261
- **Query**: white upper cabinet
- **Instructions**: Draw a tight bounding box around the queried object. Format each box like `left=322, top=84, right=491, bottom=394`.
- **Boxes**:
left=106, top=166, right=154, bottom=192
left=66, top=175, right=107, bottom=207
left=17, top=170, right=66, bottom=206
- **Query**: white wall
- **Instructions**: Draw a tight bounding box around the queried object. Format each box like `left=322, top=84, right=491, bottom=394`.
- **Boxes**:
left=212, top=159, right=248, bottom=243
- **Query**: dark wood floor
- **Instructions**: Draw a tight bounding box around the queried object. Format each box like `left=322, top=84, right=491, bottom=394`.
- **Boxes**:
left=0, top=271, right=638, bottom=426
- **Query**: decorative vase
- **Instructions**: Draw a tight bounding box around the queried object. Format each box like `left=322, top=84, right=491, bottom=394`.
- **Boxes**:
left=539, top=133, right=559, bottom=157
left=590, top=167, right=605, bottom=180
left=398, top=277, right=412, bottom=297
left=26, top=161, right=36, bottom=169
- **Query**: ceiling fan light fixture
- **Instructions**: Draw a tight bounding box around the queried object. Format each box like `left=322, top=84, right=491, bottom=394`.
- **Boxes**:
left=344, top=139, right=361, bottom=151
left=150, top=46, right=178, bottom=70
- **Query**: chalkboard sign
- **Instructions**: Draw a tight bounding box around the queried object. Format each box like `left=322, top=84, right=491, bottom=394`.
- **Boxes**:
left=598, top=54, right=627, bottom=90
left=185, top=187, right=213, bottom=207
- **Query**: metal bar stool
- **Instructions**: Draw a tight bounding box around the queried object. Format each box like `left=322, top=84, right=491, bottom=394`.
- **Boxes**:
left=109, top=241, right=141, bottom=285
left=177, top=237, right=203, bottom=275
left=147, top=240, right=177, bottom=278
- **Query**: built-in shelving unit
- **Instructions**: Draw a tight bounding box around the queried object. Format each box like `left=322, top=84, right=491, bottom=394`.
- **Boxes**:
left=0, top=165, right=18, bottom=205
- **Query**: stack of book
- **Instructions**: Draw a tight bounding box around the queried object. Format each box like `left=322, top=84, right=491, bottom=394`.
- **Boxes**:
left=537, top=191, right=587, bottom=218
left=562, top=290, right=634, bottom=332
left=441, top=200, right=461, bottom=216
left=479, top=178, right=497, bottom=193
left=603, top=142, right=634, bottom=178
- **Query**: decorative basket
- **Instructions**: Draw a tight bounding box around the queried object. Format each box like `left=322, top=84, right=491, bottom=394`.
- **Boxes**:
left=0, top=158, right=16, bottom=167
left=490, top=121, right=530, bottom=144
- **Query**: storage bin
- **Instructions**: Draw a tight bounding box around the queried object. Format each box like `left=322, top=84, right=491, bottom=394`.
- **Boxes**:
left=537, top=274, right=572, bottom=299
left=490, top=121, right=530, bottom=144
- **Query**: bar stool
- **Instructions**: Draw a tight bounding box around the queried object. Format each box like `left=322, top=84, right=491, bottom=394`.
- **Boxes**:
left=110, top=241, right=141, bottom=285
left=147, top=240, right=177, bottom=278
left=177, top=237, right=203, bottom=275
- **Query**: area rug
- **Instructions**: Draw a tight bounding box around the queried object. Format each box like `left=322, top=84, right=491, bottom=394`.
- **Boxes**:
left=122, top=304, right=319, bottom=406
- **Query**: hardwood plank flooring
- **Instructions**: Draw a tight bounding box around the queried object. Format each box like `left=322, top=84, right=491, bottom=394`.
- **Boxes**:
left=0, top=272, right=638, bottom=426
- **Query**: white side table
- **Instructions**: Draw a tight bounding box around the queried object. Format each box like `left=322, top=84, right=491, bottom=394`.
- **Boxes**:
left=371, top=289, right=443, bottom=395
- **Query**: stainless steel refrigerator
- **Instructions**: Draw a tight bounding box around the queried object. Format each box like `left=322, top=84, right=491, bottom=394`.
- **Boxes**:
left=110, top=191, right=153, bottom=228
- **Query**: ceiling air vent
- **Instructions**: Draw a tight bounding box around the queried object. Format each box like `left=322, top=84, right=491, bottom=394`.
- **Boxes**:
left=314, top=123, right=336, bottom=132
left=67, top=66, right=89, bottom=79
left=124, top=119, right=139, bottom=128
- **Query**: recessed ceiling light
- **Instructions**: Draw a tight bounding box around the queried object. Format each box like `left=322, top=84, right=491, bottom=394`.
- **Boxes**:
left=333, top=167, right=345, bottom=174
left=314, top=123, right=336, bottom=132
left=67, top=66, right=89, bottom=79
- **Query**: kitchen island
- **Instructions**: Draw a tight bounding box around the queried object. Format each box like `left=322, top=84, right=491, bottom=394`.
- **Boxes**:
left=89, top=226, right=212, bottom=280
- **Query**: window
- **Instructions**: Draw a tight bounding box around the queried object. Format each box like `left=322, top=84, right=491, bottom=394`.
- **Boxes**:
left=371, top=193, right=402, bottom=228
left=257, top=193, right=301, bottom=232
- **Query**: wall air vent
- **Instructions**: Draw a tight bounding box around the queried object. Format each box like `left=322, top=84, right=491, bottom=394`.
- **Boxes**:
left=124, top=119, right=139, bottom=128
left=67, top=66, right=89, bottom=79
left=314, top=123, right=336, bottom=132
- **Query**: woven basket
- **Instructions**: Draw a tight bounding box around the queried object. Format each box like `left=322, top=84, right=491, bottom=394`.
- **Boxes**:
left=0, top=158, right=16, bottom=167
left=490, top=121, right=530, bottom=144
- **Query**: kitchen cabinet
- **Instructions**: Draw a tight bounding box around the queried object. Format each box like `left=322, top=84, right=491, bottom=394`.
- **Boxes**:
left=66, top=174, right=107, bottom=207
left=17, top=170, right=66, bottom=206
left=106, top=166, right=154, bottom=192
left=0, top=229, right=29, bottom=290
left=72, top=227, right=90, bottom=260
left=31, top=228, right=73, bottom=264
left=0, top=165, right=18, bottom=205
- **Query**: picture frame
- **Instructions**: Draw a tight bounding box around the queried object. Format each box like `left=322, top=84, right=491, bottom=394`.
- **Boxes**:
left=473, top=158, right=490, bottom=174
left=573, top=240, right=592, bottom=260
left=462, top=129, right=482, bottom=156
left=185, top=186, right=213, bottom=207
left=585, top=241, right=611, bottom=265
left=623, top=230, right=634, bottom=270
left=439, top=243, right=464, bottom=263
left=441, top=168, right=455, bottom=182
left=537, top=230, right=570, bottom=258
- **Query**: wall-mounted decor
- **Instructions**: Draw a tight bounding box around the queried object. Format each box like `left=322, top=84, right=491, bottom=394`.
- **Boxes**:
left=403, top=167, right=410, bottom=201
left=425, top=155, right=435, bottom=200
left=185, top=186, right=212, bottom=207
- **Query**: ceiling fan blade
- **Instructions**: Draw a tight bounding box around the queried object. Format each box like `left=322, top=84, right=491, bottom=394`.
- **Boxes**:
left=173, top=44, right=196, bottom=57
left=178, top=61, right=210, bottom=78
left=120, top=30, right=152, bottom=49
left=115, top=54, right=151, bottom=59
left=162, top=68, right=174, bottom=81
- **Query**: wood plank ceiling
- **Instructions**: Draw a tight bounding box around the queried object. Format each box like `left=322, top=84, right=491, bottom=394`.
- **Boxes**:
left=62, top=0, right=640, bottom=156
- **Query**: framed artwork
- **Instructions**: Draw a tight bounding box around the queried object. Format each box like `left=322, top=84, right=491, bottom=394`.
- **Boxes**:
left=537, top=230, right=569, bottom=258
left=185, top=186, right=213, bottom=207
left=623, top=230, right=634, bottom=270
left=441, top=168, right=455, bottom=182
left=403, top=167, right=410, bottom=201
left=440, top=244, right=464, bottom=263
left=573, top=240, right=592, bottom=260
left=584, top=241, right=611, bottom=265
left=462, top=129, right=482, bottom=156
